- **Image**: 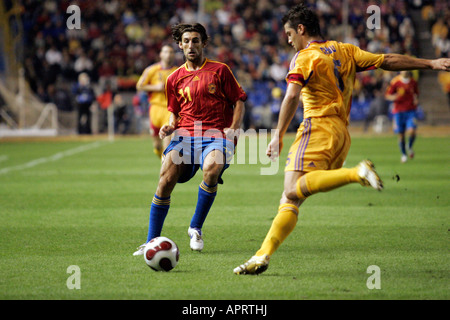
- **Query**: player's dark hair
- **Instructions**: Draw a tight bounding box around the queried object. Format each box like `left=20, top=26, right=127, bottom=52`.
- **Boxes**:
left=282, top=3, right=323, bottom=38
left=171, top=23, right=209, bottom=44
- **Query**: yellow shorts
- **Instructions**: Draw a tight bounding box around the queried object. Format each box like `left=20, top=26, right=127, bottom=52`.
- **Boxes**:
left=285, top=116, right=350, bottom=173
left=149, top=105, right=171, bottom=137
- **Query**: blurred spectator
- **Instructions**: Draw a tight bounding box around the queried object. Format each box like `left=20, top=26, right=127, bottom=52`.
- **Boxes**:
left=18, top=0, right=425, bottom=129
left=73, top=73, right=95, bottom=134
left=48, top=80, right=74, bottom=112
left=270, top=87, right=283, bottom=128
left=438, top=71, right=450, bottom=108
left=363, top=86, right=389, bottom=132
left=96, top=83, right=114, bottom=133
left=74, top=51, right=94, bottom=76
left=113, top=94, right=131, bottom=134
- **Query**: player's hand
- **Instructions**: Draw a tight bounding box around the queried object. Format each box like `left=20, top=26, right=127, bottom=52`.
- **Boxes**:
left=223, top=127, right=241, bottom=144
left=431, top=58, right=450, bottom=71
left=159, top=125, right=175, bottom=139
left=266, top=134, right=283, bottom=161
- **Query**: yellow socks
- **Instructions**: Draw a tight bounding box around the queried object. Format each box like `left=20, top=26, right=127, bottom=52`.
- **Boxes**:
left=153, top=147, right=163, bottom=159
left=256, top=203, right=299, bottom=257
left=255, top=168, right=360, bottom=258
left=296, top=168, right=359, bottom=200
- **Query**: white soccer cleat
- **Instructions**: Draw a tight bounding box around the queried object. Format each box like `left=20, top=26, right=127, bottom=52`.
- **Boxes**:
left=188, top=227, right=204, bottom=251
left=133, top=243, right=146, bottom=256
left=357, top=160, right=383, bottom=191
left=233, top=254, right=270, bottom=275
left=401, top=154, right=408, bottom=163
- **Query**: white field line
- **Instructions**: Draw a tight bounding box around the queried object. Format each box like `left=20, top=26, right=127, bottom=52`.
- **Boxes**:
left=0, top=141, right=106, bottom=175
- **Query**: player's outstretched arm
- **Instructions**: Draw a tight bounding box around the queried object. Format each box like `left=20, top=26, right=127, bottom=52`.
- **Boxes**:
left=381, top=54, right=450, bottom=72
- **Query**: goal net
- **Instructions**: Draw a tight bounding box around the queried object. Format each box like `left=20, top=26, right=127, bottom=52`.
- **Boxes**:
left=0, top=0, right=59, bottom=137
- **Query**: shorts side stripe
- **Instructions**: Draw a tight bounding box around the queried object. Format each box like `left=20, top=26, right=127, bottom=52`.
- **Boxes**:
left=294, top=120, right=308, bottom=171
left=295, top=119, right=311, bottom=171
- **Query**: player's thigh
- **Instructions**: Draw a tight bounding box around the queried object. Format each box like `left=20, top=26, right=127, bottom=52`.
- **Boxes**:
left=202, top=149, right=226, bottom=181
left=156, top=150, right=189, bottom=196
left=393, top=113, right=406, bottom=134
left=405, top=111, right=417, bottom=132
left=285, top=116, right=348, bottom=172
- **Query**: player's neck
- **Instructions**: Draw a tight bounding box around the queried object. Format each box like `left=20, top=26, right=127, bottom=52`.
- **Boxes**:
left=161, top=60, right=172, bottom=69
left=303, top=36, right=322, bottom=50
left=186, top=57, right=206, bottom=71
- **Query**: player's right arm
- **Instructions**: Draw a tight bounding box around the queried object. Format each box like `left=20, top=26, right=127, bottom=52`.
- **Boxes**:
left=159, top=112, right=179, bottom=139
left=266, top=82, right=302, bottom=160
left=136, top=66, right=164, bottom=92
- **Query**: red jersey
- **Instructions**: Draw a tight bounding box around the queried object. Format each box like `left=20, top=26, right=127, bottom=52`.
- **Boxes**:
left=386, top=75, right=419, bottom=114
left=166, top=59, right=247, bottom=136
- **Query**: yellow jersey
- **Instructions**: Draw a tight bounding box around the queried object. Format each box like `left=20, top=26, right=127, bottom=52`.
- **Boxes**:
left=137, top=63, right=178, bottom=109
left=287, top=40, right=385, bottom=126
left=287, top=44, right=345, bottom=123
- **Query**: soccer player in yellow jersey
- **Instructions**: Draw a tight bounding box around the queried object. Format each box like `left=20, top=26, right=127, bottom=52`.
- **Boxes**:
left=234, top=4, right=450, bottom=275
left=136, top=45, right=178, bottom=158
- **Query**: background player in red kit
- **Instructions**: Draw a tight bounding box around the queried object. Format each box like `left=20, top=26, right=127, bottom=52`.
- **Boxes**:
left=133, top=23, right=247, bottom=255
left=385, top=71, right=419, bottom=163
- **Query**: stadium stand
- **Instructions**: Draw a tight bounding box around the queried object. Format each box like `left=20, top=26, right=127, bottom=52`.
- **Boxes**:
left=1, top=0, right=449, bottom=135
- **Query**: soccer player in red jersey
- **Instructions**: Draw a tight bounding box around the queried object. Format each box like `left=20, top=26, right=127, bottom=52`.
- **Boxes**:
left=134, top=23, right=247, bottom=255
left=385, top=71, right=419, bottom=162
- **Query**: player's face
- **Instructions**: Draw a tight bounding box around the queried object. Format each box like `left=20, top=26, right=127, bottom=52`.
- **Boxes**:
left=179, top=32, right=205, bottom=63
left=160, top=46, right=175, bottom=65
left=284, top=23, right=303, bottom=51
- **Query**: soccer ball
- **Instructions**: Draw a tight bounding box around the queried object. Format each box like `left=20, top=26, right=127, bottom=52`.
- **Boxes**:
left=144, top=237, right=180, bottom=271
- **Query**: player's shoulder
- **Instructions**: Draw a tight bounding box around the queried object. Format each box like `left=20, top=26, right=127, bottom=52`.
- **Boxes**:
left=390, top=75, right=402, bottom=84
left=204, top=59, right=232, bottom=72
left=167, top=64, right=187, bottom=79
left=145, top=62, right=162, bottom=72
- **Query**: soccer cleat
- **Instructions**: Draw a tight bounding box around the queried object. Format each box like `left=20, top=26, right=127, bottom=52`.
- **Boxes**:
left=357, top=160, right=383, bottom=191
left=188, top=227, right=204, bottom=251
left=408, top=149, right=414, bottom=159
left=133, top=243, right=146, bottom=256
left=233, top=254, right=270, bottom=275
left=401, top=154, right=408, bottom=163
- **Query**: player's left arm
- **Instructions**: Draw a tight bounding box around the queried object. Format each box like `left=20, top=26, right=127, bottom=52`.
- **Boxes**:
left=224, top=99, right=245, bottom=142
left=381, top=54, right=450, bottom=72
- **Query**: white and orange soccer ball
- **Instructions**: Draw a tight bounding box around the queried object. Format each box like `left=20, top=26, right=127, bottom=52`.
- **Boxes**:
left=144, top=237, right=180, bottom=272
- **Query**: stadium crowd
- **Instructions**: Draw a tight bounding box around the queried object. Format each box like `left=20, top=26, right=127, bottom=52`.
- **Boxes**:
left=18, top=0, right=449, bottom=132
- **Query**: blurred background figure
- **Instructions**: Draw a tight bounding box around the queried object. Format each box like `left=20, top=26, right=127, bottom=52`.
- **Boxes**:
left=385, top=71, right=419, bottom=163
left=2, top=0, right=449, bottom=136
left=136, top=45, right=177, bottom=159
left=113, top=93, right=131, bottom=135
left=73, top=73, right=96, bottom=134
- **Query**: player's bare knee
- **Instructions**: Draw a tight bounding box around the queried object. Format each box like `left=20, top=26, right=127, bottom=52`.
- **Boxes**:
left=202, top=164, right=222, bottom=185
left=284, top=184, right=300, bottom=202
left=280, top=191, right=303, bottom=207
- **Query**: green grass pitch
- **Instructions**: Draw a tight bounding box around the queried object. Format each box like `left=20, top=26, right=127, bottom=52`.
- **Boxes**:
left=0, top=134, right=448, bottom=300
